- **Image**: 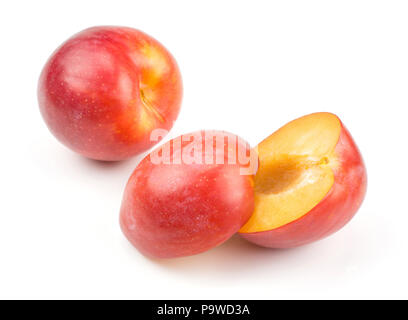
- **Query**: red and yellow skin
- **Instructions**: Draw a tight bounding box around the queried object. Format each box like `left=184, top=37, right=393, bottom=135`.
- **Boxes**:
left=120, top=131, right=254, bottom=258
left=239, top=113, right=367, bottom=248
left=38, top=26, right=182, bottom=161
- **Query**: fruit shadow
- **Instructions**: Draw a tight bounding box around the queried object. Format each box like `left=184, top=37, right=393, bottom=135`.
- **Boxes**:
left=76, top=154, right=142, bottom=170
left=63, top=152, right=150, bottom=196
left=149, top=234, right=312, bottom=277
left=71, top=151, right=149, bottom=181
left=148, top=212, right=384, bottom=284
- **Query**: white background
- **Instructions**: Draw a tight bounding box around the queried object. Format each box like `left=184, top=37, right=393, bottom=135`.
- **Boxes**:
left=0, top=0, right=407, bottom=299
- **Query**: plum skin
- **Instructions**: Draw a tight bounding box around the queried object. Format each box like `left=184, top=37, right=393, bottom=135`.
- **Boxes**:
left=120, top=131, right=255, bottom=258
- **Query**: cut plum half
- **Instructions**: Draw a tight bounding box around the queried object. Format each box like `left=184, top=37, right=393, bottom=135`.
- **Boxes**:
left=239, top=112, right=366, bottom=248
